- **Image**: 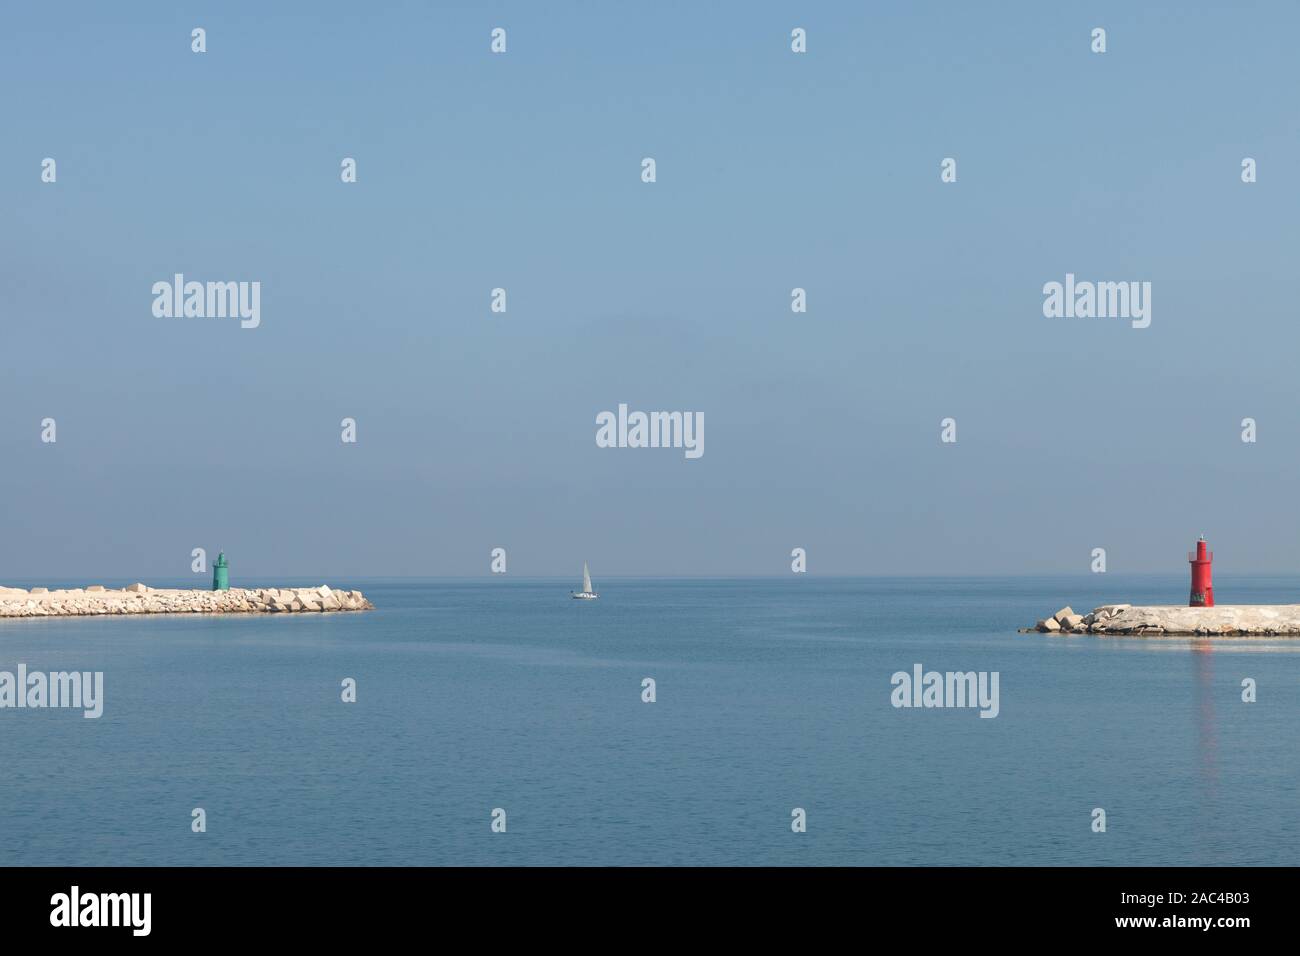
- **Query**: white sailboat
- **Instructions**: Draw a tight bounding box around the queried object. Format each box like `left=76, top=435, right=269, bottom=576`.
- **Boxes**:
left=571, top=562, right=598, bottom=600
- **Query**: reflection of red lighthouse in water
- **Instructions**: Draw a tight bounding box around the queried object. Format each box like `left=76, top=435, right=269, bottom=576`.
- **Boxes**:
left=1189, top=536, right=1214, bottom=607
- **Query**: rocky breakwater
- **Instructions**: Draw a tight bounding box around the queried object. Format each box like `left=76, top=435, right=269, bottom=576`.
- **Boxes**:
left=0, top=584, right=374, bottom=619
left=1023, top=603, right=1300, bottom=637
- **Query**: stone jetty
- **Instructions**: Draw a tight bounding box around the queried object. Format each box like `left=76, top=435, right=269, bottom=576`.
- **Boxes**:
left=1023, top=603, right=1300, bottom=637
left=0, top=584, right=373, bottom=619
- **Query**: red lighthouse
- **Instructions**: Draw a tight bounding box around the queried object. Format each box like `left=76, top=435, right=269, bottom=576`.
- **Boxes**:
left=1188, top=536, right=1214, bottom=607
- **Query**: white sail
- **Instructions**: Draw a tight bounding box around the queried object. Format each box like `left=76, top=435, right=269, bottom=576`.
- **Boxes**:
left=582, top=563, right=592, bottom=593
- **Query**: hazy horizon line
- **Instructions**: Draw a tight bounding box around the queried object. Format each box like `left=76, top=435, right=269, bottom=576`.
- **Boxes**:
left=5, top=570, right=1299, bottom=583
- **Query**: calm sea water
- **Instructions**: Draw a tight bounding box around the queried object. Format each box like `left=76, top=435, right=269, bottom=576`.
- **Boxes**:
left=1, top=575, right=1297, bottom=867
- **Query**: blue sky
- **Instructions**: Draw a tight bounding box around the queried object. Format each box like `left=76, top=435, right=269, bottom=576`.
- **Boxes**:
left=3, top=1, right=1299, bottom=578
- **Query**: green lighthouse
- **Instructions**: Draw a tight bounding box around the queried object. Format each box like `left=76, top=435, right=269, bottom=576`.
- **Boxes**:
left=212, top=552, right=229, bottom=591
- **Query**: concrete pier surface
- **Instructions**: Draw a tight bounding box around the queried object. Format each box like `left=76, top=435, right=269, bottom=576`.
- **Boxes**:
left=0, top=584, right=373, bottom=619
left=1026, top=603, right=1300, bottom=637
